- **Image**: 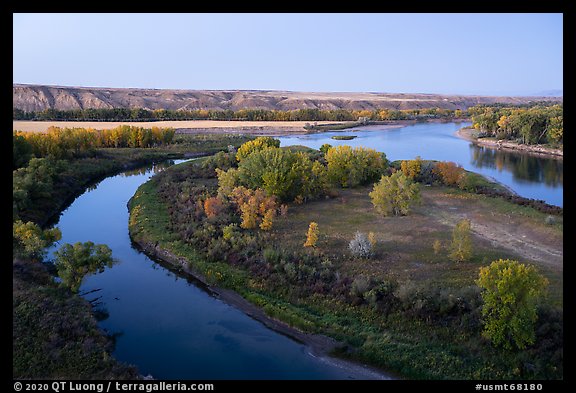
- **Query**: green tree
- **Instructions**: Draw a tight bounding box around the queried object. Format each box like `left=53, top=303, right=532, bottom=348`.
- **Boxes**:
left=547, top=115, right=563, bottom=145
left=369, top=171, right=420, bottom=216
left=54, top=242, right=116, bottom=292
left=235, top=136, right=280, bottom=162
left=326, top=145, right=386, bottom=188
left=476, top=259, right=549, bottom=350
left=13, top=133, right=33, bottom=169
left=319, top=143, right=332, bottom=154
left=224, top=147, right=326, bottom=202
left=449, top=219, right=473, bottom=262
left=13, top=220, right=62, bottom=261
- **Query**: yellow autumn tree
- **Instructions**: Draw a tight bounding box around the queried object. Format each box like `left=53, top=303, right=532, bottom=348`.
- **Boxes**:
left=304, top=222, right=319, bottom=247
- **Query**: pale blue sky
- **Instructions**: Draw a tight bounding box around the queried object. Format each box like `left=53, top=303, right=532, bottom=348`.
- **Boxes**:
left=13, top=13, right=563, bottom=96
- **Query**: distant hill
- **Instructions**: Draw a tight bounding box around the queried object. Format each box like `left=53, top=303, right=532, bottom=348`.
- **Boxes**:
left=12, top=84, right=563, bottom=113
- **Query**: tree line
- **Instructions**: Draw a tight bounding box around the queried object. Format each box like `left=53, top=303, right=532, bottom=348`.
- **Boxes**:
left=14, top=107, right=465, bottom=122
left=14, top=126, right=175, bottom=167
left=469, top=103, right=563, bottom=146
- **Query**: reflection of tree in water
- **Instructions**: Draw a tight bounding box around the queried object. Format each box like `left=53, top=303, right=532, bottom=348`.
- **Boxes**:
left=120, top=160, right=175, bottom=177
left=470, top=145, right=562, bottom=187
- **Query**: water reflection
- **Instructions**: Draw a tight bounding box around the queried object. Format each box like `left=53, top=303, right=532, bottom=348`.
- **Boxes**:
left=119, top=160, right=176, bottom=177
left=469, top=145, right=563, bottom=187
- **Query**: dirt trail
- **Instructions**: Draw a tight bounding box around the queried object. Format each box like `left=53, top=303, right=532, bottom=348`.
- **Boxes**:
left=422, top=190, right=563, bottom=271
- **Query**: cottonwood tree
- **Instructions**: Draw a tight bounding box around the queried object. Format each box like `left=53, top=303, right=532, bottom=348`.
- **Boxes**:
left=400, top=156, right=423, bottom=180
left=369, top=171, right=420, bottom=216
left=235, top=136, right=280, bottom=162
left=476, top=259, right=548, bottom=350
left=433, top=161, right=465, bottom=186
left=326, top=145, right=387, bottom=188
left=13, top=220, right=61, bottom=261
left=54, top=241, right=116, bottom=293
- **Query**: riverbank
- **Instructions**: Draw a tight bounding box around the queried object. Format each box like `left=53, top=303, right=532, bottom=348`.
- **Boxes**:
left=132, top=238, right=394, bottom=380
left=128, top=156, right=562, bottom=379
left=455, top=127, right=563, bottom=159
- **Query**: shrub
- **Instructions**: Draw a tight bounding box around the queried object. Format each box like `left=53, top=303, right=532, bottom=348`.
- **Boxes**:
left=203, top=196, right=225, bottom=219
left=222, top=223, right=239, bottom=241
left=449, top=219, right=473, bottom=262
left=432, top=239, right=442, bottom=255
left=368, top=232, right=377, bottom=247
left=349, top=231, right=373, bottom=258
left=350, top=275, right=372, bottom=299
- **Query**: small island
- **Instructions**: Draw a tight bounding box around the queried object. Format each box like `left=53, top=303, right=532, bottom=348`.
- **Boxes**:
left=331, top=135, right=357, bottom=140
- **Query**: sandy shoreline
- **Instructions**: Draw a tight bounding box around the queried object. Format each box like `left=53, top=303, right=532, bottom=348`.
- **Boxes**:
left=133, top=238, right=396, bottom=380
left=12, top=120, right=347, bottom=134
left=455, top=127, right=563, bottom=159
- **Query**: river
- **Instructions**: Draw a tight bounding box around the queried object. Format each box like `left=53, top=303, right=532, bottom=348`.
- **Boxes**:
left=276, top=122, right=563, bottom=207
left=48, top=160, right=387, bottom=380
left=47, top=121, right=562, bottom=379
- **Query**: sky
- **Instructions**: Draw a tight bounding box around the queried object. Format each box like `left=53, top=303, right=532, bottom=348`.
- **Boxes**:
left=13, top=13, right=563, bottom=96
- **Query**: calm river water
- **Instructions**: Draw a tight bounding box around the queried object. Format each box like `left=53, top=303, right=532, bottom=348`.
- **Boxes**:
left=277, top=122, right=563, bottom=207
left=48, top=161, right=386, bottom=380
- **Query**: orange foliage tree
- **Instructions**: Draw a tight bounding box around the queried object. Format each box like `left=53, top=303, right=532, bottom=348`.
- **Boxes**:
left=433, top=161, right=465, bottom=186
left=229, top=186, right=278, bottom=230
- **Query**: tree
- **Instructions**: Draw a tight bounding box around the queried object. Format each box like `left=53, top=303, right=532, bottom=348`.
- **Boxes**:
left=235, top=136, right=280, bottom=162
left=54, top=241, right=116, bottom=292
left=400, top=156, right=423, bottom=180
left=433, top=161, right=465, bottom=186
left=476, top=259, right=549, bottom=350
left=319, top=143, right=332, bottom=154
left=369, top=172, right=420, bottom=216
left=449, top=219, right=473, bottom=262
left=13, top=220, right=62, bottom=261
left=225, top=147, right=327, bottom=202
left=304, top=222, right=319, bottom=247
left=13, top=133, right=33, bottom=169
left=326, top=145, right=386, bottom=188
left=229, top=187, right=278, bottom=230
left=547, top=115, right=563, bottom=145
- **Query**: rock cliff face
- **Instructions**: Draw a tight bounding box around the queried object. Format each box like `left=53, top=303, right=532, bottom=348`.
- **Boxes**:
left=13, top=84, right=562, bottom=112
